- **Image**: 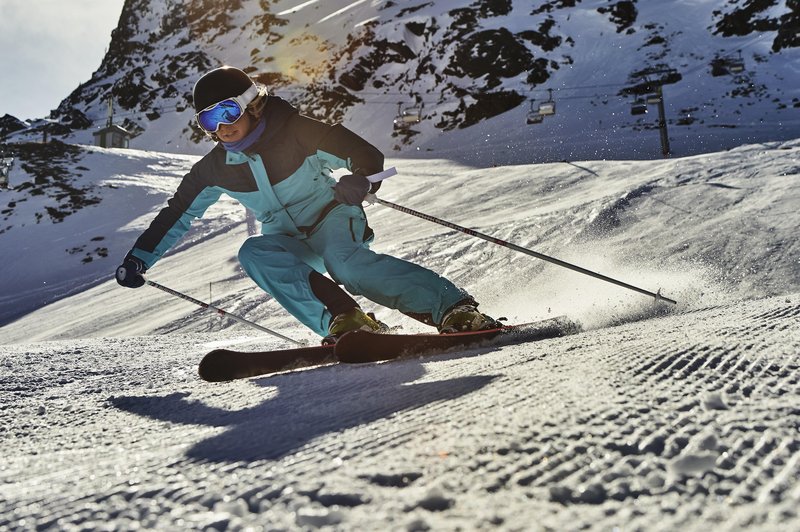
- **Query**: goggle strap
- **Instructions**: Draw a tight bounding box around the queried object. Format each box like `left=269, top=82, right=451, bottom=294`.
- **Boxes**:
left=239, top=84, right=259, bottom=106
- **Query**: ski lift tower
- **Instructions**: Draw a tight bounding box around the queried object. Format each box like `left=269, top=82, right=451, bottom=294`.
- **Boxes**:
left=628, top=69, right=677, bottom=157
left=652, top=83, right=670, bottom=157
left=0, top=154, right=12, bottom=189
left=93, top=94, right=131, bottom=149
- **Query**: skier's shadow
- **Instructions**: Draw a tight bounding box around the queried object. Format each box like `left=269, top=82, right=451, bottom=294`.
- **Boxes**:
left=110, top=359, right=496, bottom=462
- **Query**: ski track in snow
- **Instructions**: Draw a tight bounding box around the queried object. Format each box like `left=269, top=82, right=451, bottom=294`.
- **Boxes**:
left=1, top=140, right=799, bottom=529
left=1, top=295, right=798, bottom=530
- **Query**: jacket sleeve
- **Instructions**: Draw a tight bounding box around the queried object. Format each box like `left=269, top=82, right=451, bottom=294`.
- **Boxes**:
left=129, top=166, right=222, bottom=269
left=291, top=114, right=385, bottom=191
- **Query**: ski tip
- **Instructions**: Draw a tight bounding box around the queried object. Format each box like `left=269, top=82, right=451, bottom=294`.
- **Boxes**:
left=544, top=314, right=580, bottom=329
left=508, top=315, right=582, bottom=337
left=552, top=315, right=583, bottom=335
left=198, top=349, right=235, bottom=382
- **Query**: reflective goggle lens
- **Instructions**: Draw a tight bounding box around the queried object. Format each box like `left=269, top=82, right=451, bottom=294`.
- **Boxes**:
left=197, top=99, right=244, bottom=132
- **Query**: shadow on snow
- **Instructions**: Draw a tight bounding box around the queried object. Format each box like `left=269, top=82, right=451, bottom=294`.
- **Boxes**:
left=109, top=357, right=497, bottom=462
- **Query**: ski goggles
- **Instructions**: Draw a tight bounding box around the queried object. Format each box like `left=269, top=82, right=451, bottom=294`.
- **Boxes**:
left=195, top=84, right=259, bottom=133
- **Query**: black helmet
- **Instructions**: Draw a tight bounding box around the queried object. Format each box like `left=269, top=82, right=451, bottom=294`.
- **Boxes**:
left=193, top=66, right=255, bottom=112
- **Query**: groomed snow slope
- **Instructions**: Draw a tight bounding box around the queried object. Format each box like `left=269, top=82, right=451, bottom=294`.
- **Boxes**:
left=1, top=139, right=799, bottom=529
left=1, top=294, right=798, bottom=530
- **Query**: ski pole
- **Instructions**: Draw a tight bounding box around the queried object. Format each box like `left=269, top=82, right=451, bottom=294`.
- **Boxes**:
left=366, top=196, right=678, bottom=305
left=145, top=279, right=304, bottom=345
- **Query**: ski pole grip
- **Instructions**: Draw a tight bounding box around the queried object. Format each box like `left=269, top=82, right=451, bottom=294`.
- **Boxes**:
left=366, top=167, right=397, bottom=183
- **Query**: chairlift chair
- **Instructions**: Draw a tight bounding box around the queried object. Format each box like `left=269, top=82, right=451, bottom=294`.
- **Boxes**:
left=394, top=102, right=421, bottom=128
left=727, top=59, right=745, bottom=74
left=525, top=100, right=544, bottom=124
left=538, top=102, right=556, bottom=116
left=401, top=108, right=421, bottom=123
left=527, top=112, right=544, bottom=125
left=728, top=50, right=745, bottom=74
left=645, top=93, right=662, bottom=105
left=538, top=88, right=557, bottom=116
left=631, top=98, right=648, bottom=115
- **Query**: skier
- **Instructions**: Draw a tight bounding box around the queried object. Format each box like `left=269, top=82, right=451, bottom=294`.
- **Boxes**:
left=115, top=66, right=500, bottom=343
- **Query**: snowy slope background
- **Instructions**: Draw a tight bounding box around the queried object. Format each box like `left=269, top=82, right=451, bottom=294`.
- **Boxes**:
left=1, top=137, right=798, bottom=339
left=1, top=138, right=799, bottom=529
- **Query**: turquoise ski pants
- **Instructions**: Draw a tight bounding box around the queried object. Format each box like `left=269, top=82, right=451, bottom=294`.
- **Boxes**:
left=238, top=204, right=467, bottom=336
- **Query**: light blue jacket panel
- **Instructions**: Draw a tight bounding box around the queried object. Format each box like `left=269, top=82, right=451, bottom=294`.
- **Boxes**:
left=130, top=149, right=348, bottom=268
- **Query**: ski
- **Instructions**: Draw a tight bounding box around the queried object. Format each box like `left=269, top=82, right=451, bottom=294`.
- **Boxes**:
left=334, top=316, right=578, bottom=364
left=197, top=317, right=578, bottom=382
left=198, top=344, right=335, bottom=382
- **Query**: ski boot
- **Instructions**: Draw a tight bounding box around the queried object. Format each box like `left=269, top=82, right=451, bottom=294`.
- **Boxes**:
left=438, top=303, right=503, bottom=334
left=322, top=308, right=388, bottom=345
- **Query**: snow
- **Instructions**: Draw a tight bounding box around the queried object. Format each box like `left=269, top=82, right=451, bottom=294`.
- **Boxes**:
left=10, top=0, right=799, bottom=164
left=1, top=138, right=799, bottom=529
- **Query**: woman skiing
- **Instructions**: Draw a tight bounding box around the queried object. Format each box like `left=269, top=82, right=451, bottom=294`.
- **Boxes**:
left=115, top=66, right=499, bottom=342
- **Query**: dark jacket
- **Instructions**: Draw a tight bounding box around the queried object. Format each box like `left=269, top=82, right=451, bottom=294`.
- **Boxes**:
left=130, top=96, right=383, bottom=268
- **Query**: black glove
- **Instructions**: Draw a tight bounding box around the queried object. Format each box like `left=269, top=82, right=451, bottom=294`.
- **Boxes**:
left=333, top=173, right=371, bottom=205
left=116, top=254, right=147, bottom=288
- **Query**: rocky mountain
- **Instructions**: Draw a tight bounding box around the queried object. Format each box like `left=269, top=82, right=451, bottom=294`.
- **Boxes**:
left=3, top=0, right=799, bottom=163
left=0, top=115, right=28, bottom=139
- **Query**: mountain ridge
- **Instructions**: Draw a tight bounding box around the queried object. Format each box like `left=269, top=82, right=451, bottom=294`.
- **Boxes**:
left=1, top=0, right=798, bottom=163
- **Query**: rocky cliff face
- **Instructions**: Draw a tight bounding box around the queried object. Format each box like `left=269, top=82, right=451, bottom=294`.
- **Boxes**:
left=5, top=0, right=800, bottom=162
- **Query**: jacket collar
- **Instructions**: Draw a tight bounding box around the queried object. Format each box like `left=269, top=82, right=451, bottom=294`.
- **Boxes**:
left=222, top=96, right=298, bottom=165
